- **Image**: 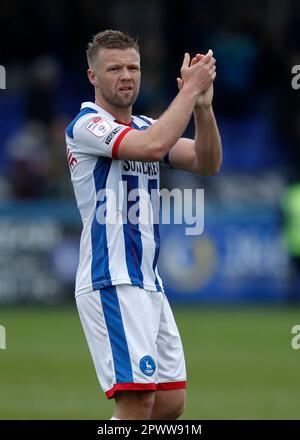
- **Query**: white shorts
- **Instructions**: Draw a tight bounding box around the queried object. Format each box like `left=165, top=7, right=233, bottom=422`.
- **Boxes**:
left=76, top=284, right=187, bottom=399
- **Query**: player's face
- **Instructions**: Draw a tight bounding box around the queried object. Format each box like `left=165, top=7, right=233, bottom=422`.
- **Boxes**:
left=95, top=48, right=141, bottom=109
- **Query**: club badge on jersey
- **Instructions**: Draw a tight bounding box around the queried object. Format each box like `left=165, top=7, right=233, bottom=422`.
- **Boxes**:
left=85, top=117, right=112, bottom=137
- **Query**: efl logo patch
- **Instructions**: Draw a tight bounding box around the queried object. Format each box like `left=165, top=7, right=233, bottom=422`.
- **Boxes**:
left=86, top=117, right=111, bottom=137
left=139, top=355, right=156, bottom=377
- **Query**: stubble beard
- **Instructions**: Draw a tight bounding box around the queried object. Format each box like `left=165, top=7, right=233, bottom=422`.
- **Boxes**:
left=100, top=85, right=140, bottom=109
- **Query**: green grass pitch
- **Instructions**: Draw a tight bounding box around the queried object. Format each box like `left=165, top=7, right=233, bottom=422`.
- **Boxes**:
left=0, top=305, right=299, bottom=419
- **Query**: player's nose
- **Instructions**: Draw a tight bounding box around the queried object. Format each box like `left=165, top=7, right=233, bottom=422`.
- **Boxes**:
left=120, top=67, right=132, bottom=80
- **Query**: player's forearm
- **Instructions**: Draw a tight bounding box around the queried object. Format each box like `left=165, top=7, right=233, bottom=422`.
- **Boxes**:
left=143, top=86, right=198, bottom=158
left=193, top=104, right=222, bottom=175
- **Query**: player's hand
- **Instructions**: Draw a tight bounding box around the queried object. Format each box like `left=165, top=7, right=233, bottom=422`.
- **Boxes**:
left=177, top=50, right=216, bottom=107
left=192, top=52, right=215, bottom=107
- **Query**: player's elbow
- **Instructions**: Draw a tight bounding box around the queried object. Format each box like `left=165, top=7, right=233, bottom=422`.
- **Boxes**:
left=212, top=156, right=222, bottom=175
left=205, top=161, right=221, bottom=175
left=144, top=142, right=165, bottom=162
left=197, top=158, right=222, bottom=176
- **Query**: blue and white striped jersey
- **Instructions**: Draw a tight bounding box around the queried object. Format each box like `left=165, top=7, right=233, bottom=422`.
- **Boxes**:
left=65, top=101, right=166, bottom=295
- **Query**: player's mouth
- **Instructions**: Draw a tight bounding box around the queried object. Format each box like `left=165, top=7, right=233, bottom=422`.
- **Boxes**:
left=118, top=86, right=133, bottom=93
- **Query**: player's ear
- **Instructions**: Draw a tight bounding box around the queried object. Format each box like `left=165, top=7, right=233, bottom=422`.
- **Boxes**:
left=87, top=68, right=98, bottom=87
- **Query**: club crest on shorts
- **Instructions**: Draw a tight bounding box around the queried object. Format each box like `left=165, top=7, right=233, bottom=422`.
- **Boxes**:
left=139, top=355, right=156, bottom=376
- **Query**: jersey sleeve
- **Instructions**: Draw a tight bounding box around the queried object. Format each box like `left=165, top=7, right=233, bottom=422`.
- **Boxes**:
left=139, top=115, right=156, bottom=125
left=71, top=114, right=133, bottom=159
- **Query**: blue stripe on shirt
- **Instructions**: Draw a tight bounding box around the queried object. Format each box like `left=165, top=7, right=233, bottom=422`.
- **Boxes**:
left=148, top=178, right=161, bottom=291
left=91, top=157, right=112, bottom=289
left=122, top=174, right=144, bottom=288
left=131, top=120, right=148, bottom=131
left=65, top=107, right=97, bottom=139
left=136, top=115, right=153, bottom=126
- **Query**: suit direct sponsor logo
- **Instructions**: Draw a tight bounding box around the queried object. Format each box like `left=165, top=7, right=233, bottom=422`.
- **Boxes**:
left=123, top=160, right=158, bottom=176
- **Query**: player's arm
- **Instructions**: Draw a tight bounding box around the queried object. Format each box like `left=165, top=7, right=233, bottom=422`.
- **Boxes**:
left=116, top=51, right=216, bottom=162
left=167, top=53, right=222, bottom=176
left=167, top=104, right=222, bottom=175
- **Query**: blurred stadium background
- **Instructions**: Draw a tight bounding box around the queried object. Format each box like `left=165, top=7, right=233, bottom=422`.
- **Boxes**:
left=0, top=0, right=300, bottom=419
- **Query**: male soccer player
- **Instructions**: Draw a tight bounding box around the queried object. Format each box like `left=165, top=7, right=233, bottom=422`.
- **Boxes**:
left=65, top=30, right=221, bottom=420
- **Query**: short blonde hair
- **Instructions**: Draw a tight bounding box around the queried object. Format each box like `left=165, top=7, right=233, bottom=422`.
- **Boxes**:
left=86, top=29, right=139, bottom=67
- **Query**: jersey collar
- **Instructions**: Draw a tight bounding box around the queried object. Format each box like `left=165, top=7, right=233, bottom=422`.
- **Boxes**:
left=81, top=101, right=133, bottom=126
left=81, top=101, right=115, bottom=122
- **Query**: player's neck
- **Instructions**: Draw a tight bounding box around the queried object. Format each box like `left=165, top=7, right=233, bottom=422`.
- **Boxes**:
left=95, top=97, right=132, bottom=126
